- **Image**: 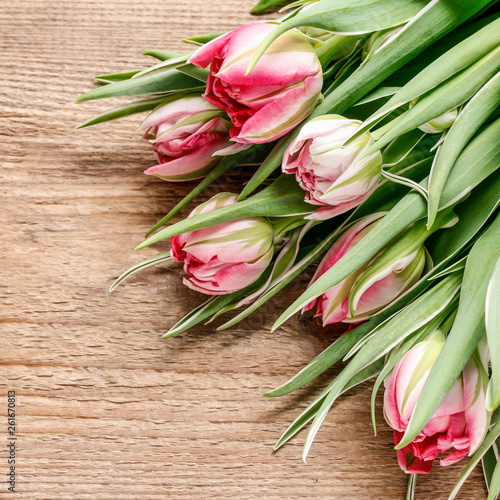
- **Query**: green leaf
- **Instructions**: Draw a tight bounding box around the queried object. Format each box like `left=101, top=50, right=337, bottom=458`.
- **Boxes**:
left=76, top=69, right=204, bottom=103
left=247, top=0, right=428, bottom=72
left=251, top=0, right=290, bottom=14
left=136, top=175, right=313, bottom=250
left=426, top=170, right=500, bottom=267
left=163, top=267, right=273, bottom=338
left=487, top=459, right=500, bottom=500
left=237, top=135, right=291, bottom=201
left=94, top=70, right=141, bottom=84
left=143, top=50, right=182, bottom=61
left=428, top=72, right=500, bottom=227
left=272, top=117, right=500, bottom=330
left=370, top=308, right=455, bottom=434
left=482, top=443, right=499, bottom=494
left=397, top=214, right=500, bottom=450
left=486, top=256, right=500, bottom=411
left=302, top=273, right=462, bottom=461
left=368, top=44, right=500, bottom=153
left=109, top=253, right=172, bottom=293
left=144, top=144, right=269, bottom=237
left=273, top=357, right=383, bottom=450
left=183, top=32, right=225, bottom=46
left=449, top=419, right=500, bottom=500
left=349, top=16, right=500, bottom=143
left=76, top=96, right=169, bottom=129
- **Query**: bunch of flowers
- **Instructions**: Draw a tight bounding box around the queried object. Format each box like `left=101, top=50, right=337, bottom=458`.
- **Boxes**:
left=78, top=0, right=500, bottom=497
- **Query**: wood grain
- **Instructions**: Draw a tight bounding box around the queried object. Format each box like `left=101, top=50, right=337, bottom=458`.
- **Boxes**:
left=0, top=1, right=487, bottom=498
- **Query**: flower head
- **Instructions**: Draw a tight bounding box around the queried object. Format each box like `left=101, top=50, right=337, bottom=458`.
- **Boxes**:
left=139, top=95, right=232, bottom=181
left=384, top=332, right=490, bottom=474
left=282, top=115, right=382, bottom=220
left=189, top=22, right=323, bottom=144
left=171, top=193, right=274, bottom=295
left=304, top=214, right=427, bottom=324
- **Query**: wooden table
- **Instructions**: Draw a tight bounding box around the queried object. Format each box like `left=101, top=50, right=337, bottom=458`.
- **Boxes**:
left=0, top=1, right=487, bottom=498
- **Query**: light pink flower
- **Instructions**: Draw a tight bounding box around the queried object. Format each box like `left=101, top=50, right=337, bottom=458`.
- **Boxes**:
left=283, top=115, right=382, bottom=220
left=384, top=332, right=490, bottom=474
left=138, top=95, right=232, bottom=181
left=171, top=193, right=274, bottom=295
left=189, top=22, right=323, bottom=144
left=303, top=214, right=427, bottom=325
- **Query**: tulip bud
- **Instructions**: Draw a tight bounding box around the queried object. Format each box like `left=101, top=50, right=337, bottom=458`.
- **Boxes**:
left=384, top=331, right=490, bottom=474
left=189, top=22, right=323, bottom=144
left=409, top=99, right=458, bottom=134
left=303, top=214, right=427, bottom=325
left=138, top=95, right=232, bottom=181
left=171, top=193, right=274, bottom=295
left=283, top=115, right=383, bottom=220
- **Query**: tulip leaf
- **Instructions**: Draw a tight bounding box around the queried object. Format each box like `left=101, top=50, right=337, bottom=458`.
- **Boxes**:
left=238, top=135, right=291, bottom=201
left=94, top=70, right=142, bottom=84
left=486, top=256, right=500, bottom=411
left=427, top=72, right=500, bottom=227
left=163, top=267, right=273, bottom=338
left=133, top=53, right=192, bottom=78
left=136, top=175, right=313, bottom=250
left=183, top=32, right=225, bottom=46
left=251, top=0, right=290, bottom=14
left=301, top=273, right=462, bottom=461
left=273, top=357, right=383, bottom=450
left=349, top=16, right=500, bottom=143
left=449, top=419, right=500, bottom=500
left=369, top=308, right=455, bottom=434
left=144, top=144, right=270, bottom=237
left=426, top=170, right=500, bottom=268
left=76, top=69, right=204, bottom=103
left=482, top=443, right=499, bottom=494
left=368, top=44, right=500, bottom=153
left=248, top=0, right=429, bottom=72
left=397, top=214, right=500, bottom=450
left=76, top=96, right=169, bottom=129
left=109, top=253, right=172, bottom=293
left=428, top=255, right=467, bottom=281
left=272, top=117, right=500, bottom=331
left=353, top=86, right=400, bottom=106
left=487, top=460, right=500, bottom=500
left=240, top=0, right=490, bottom=199
left=143, top=49, right=181, bottom=61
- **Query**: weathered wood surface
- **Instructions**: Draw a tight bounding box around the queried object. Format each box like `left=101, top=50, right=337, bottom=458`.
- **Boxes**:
left=0, top=1, right=487, bottom=498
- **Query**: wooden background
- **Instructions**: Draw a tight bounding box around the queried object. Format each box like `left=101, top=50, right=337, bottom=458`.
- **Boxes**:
left=0, top=0, right=487, bottom=498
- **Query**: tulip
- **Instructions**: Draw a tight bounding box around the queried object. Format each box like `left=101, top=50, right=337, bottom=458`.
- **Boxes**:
left=384, top=331, right=490, bottom=474
left=189, top=22, right=323, bottom=144
left=282, top=115, right=383, bottom=220
left=303, top=214, right=427, bottom=325
left=138, top=94, right=232, bottom=181
left=170, top=193, right=274, bottom=295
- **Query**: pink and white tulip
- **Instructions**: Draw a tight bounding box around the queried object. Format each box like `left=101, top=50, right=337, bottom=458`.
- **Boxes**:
left=303, top=214, right=427, bottom=325
left=138, top=95, right=232, bottom=181
left=171, top=193, right=274, bottom=295
left=282, top=115, right=382, bottom=220
left=189, top=22, right=323, bottom=144
left=384, top=332, right=490, bottom=474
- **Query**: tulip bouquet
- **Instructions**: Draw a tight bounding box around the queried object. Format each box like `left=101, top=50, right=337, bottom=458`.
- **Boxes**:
left=77, top=0, right=500, bottom=497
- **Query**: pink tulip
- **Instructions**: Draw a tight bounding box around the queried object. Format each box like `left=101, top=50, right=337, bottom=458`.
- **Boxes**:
left=170, top=193, right=274, bottom=295
left=138, top=94, right=232, bottom=181
left=283, top=115, right=382, bottom=220
left=303, top=214, right=427, bottom=325
left=384, top=332, right=490, bottom=474
left=189, top=22, right=323, bottom=144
